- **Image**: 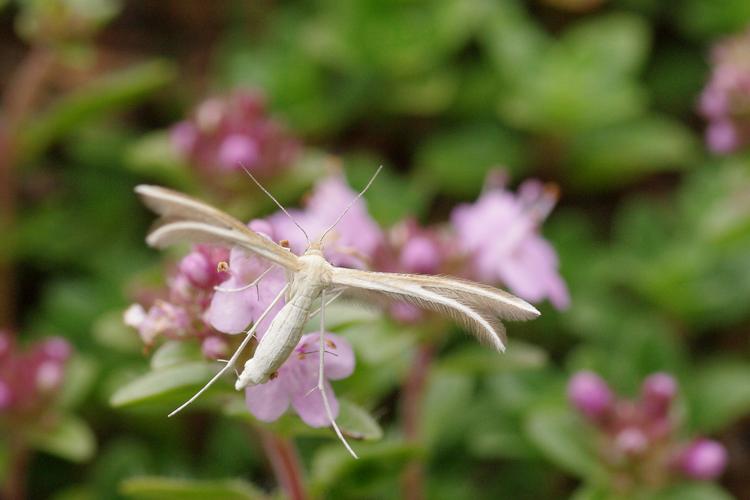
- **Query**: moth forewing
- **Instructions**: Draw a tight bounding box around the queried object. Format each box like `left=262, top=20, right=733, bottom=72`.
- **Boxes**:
left=135, top=185, right=300, bottom=271
left=330, top=267, right=540, bottom=351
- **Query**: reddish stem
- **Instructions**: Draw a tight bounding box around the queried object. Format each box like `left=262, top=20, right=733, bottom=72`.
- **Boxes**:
left=3, top=436, right=30, bottom=500
left=0, top=47, right=56, bottom=328
left=257, top=427, right=308, bottom=500
left=400, top=342, right=435, bottom=500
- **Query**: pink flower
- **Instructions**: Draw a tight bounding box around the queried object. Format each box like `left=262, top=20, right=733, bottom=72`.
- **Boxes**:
left=178, top=245, right=230, bottom=289
left=245, top=332, right=355, bottom=427
left=170, top=91, right=299, bottom=176
left=451, top=178, right=569, bottom=309
left=678, top=438, right=728, bottom=480
left=699, top=29, right=750, bottom=154
left=124, top=301, right=191, bottom=345
left=615, top=427, right=649, bottom=456
left=0, top=335, right=72, bottom=418
left=267, top=176, right=383, bottom=269
left=568, top=371, right=614, bottom=421
left=641, top=372, right=677, bottom=420
left=206, top=222, right=287, bottom=335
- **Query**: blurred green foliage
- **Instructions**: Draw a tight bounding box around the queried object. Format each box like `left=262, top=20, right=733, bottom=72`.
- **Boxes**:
left=4, top=0, right=750, bottom=499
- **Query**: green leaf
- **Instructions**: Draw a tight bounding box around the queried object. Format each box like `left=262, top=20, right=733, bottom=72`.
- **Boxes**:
left=651, top=482, right=733, bottom=500
left=310, top=441, right=418, bottom=496
left=423, top=370, right=474, bottom=448
left=93, top=310, right=143, bottom=352
left=150, top=341, right=203, bottom=371
left=415, top=123, right=525, bottom=197
left=335, top=399, right=383, bottom=440
left=439, top=341, right=548, bottom=374
left=124, top=131, right=193, bottom=189
left=686, top=360, right=750, bottom=432
left=567, top=116, right=697, bottom=190
left=561, top=12, right=649, bottom=77
left=110, top=362, right=221, bottom=408
left=58, top=355, right=98, bottom=409
left=28, top=415, right=96, bottom=462
left=524, top=403, right=607, bottom=481
left=120, top=476, right=267, bottom=500
left=21, top=60, right=176, bottom=159
left=678, top=0, right=750, bottom=39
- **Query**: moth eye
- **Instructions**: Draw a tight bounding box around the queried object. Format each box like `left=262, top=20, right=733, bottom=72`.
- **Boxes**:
left=279, top=239, right=290, bottom=248
left=217, top=261, right=230, bottom=273
left=269, top=371, right=279, bottom=380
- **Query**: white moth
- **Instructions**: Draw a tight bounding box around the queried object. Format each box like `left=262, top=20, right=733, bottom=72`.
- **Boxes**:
left=135, top=169, right=540, bottom=457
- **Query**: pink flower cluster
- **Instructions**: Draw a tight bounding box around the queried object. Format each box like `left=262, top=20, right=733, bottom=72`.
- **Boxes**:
left=0, top=331, right=71, bottom=422
left=125, top=245, right=231, bottom=359
left=568, top=371, right=728, bottom=485
left=699, top=28, right=750, bottom=154
left=376, top=175, right=569, bottom=322
left=170, top=91, right=299, bottom=175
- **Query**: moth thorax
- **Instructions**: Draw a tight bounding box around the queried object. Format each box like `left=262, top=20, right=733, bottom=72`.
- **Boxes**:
left=291, top=253, right=332, bottom=293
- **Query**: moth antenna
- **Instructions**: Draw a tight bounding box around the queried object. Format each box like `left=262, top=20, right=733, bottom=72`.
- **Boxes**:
left=318, top=165, right=383, bottom=246
left=167, top=284, right=288, bottom=418
left=316, top=289, right=358, bottom=458
left=240, top=165, right=311, bottom=246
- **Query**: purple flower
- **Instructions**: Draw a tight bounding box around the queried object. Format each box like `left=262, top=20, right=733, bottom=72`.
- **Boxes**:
left=170, top=91, right=299, bottom=176
left=678, top=438, right=728, bottom=480
left=568, top=371, right=614, bottom=421
left=201, top=336, right=229, bottom=360
left=614, top=427, right=649, bottom=456
left=218, top=134, right=259, bottom=170
left=699, top=29, right=750, bottom=154
left=267, top=176, right=384, bottom=268
left=245, top=332, right=355, bottom=427
left=641, top=372, right=677, bottom=419
left=451, top=178, right=569, bottom=309
left=124, top=301, right=191, bottom=345
left=206, top=223, right=288, bottom=335
left=0, top=335, right=73, bottom=418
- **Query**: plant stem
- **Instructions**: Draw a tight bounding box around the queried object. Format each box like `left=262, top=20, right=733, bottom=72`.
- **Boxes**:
left=400, top=342, right=435, bottom=500
left=0, top=46, right=56, bottom=329
left=3, top=436, right=30, bottom=500
left=257, top=427, right=308, bottom=500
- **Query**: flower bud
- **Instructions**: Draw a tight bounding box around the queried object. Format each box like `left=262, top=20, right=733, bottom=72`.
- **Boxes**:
left=179, top=251, right=213, bottom=289
left=0, top=380, right=12, bottom=410
left=218, top=134, right=259, bottom=169
left=567, top=371, right=614, bottom=421
left=201, top=336, right=229, bottom=360
left=0, top=331, right=12, bottom=359
left=400, top=235, right=441, bottom=274
left=641, top=372, right=677, bottom=419
left=41, top=337, right=71, bottom=361
left=614, top=427, right=649, bottom=456
left=36, top=360, right=64, bottom=392
left=679, top=438, right=728, bottom=480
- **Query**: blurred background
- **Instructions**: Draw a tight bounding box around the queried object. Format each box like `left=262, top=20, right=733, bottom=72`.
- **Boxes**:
left=1, top=0, right=750, bottom=499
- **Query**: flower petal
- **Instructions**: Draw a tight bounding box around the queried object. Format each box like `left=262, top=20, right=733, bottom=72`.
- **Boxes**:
left=206, top=278, right=255, bottom=334
left=245, top=378, right=290, bottom=422
left=298, top=333, right=355, bottom=380
left=290, top=379, right=339, bottom=428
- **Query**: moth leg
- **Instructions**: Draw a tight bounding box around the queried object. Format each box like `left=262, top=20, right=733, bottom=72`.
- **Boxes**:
left=214, top=265, right=275, bottom=297
left=168, top=283, right=288, bottom=418
left=317, top=289, right=358, bottom=458
left=307, top=289, right=343, bottom=321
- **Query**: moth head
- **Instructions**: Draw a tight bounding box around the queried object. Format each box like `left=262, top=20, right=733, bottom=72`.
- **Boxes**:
left=304, top=242, right=324, bottom=256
